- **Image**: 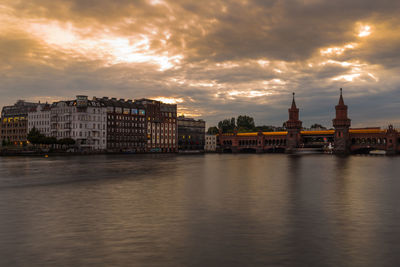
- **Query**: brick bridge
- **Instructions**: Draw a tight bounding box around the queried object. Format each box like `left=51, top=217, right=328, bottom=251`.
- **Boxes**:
left=218, top=90, right=400, bottom=154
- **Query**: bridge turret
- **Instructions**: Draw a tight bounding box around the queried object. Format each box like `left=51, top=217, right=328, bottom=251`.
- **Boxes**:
left=333, top=88, right=351, bottom=153
left=286, top=93, right=302, bottom=153
left=385, top=124, right=397, bottom=155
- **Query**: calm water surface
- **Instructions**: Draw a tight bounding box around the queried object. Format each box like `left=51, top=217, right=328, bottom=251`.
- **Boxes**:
left=1, top=154, right=400, bottom=266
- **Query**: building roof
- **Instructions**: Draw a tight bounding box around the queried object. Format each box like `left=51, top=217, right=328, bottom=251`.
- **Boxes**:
left=94, top=97, right=144, bottom=109
left=51, top=100, right=105, bottom=107
left=220, top=128, right=389, bottom=137
left=349, top=129, right=386, bottom=134
left=1, top=100, right=40, bottom=117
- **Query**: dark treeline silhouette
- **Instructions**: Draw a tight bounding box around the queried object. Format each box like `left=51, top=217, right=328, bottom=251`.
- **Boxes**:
left=207, top=115, right=327, bottom=134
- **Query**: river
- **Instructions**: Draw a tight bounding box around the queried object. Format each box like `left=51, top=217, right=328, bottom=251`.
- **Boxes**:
left=0, top=154, right=399, bottom=266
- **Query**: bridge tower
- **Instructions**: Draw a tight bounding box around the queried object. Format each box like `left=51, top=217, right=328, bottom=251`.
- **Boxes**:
left=285, top=93, right=302, bottom=153
left=333, top=88, right=351, bottom=154
left=386, top=124, right=397, bottom=155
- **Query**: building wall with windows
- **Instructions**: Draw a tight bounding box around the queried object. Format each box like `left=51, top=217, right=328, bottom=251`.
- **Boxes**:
left=95, top=97, right=147, bottom=152
left=0, top=100, right=39, bottom=145
left=205, top=134, right=217, bottom=151
left=135, top=99, right=178, bottom=152
left=178, top=117, right=206, bottom=151
left=0, top=121, right=3, bottom=145
left=27, top=104, right=51, bottom=137
left=51, top=95, right=107, bottom=150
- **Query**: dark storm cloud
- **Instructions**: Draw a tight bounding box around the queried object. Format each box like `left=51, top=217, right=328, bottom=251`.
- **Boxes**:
left=1, top=0, right=400, bottom=127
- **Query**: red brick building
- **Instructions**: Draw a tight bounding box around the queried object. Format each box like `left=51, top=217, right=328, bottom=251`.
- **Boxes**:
left=134, top=99, right=178, bottom=152
left=218, top=89, right=400, bottom=154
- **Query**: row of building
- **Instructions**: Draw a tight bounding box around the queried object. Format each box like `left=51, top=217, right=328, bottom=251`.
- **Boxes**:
left=0, top=95, right=217, bottom=153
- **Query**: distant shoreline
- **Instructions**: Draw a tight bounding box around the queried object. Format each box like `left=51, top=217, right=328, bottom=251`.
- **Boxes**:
left=0, top=150, right=208, bottom=157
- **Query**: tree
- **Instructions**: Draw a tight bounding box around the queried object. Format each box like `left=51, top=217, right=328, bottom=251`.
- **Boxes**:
left=237, top=115, right=255, bottom=132
left=218, top=118, right=236, bottom=133
left=230, top=117, right=236, bottom=129
left=43, top=137, right=57, bottom=145
left=1, top=139, right=6, bottom=147
left=27, top=128, right=45, bottom=145
left=310, top=123, right=327, bottom=130
left=207, top=126, right=219, bottom=135
left=255, top=125, right=274, bottom=132
left=58, top=138, right=75, bottom=146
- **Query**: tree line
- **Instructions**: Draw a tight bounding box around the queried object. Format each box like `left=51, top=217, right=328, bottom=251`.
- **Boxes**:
left=27, top=128, right=75, bottom=146
left=207, top=115, right=327, bottom=134
left=207, top=115, right=285, bottom=134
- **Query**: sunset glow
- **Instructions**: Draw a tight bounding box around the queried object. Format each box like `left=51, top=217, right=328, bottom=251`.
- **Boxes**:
left=1, top=0, right=399, bottom=126
left=153, top=97, right=184, bottom=104
left=358, top=25, right=371, bottom=37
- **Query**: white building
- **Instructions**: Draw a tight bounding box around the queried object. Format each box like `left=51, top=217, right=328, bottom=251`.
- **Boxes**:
left=51, top=95, right=107, bottom=150
left=205, top=134, right=217, bottom=151
left=27, top=104, right=51, bottom=136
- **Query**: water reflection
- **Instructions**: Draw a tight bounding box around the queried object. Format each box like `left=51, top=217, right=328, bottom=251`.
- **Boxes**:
left=0, top=154, right=400, bottom=266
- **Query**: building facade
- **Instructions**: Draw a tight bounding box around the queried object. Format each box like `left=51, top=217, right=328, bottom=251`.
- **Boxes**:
left=51, top=96, right=107, bottom=150
left=27, top=104, right=51, bottom=137
left=0, top=100, right=39, bottom=145
left=0, top=122, right=3, bottom=145
left=94, top=97, right=147, bottom=152
left=178, top=116, right=206, bottom=151
left=205, top=134, right=217, bottom=152
left=134, top=99, right=178, bottom=152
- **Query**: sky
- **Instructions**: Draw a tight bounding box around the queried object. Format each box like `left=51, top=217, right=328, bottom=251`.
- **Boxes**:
left=1, top=0, right=400, bottom=128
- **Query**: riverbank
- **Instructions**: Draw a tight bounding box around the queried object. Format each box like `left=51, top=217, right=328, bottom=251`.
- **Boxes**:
left=0, top=149, right=207, bottom=157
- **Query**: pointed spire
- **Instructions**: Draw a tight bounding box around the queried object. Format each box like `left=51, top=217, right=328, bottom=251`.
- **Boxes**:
left=338, top=88, right=345, bottom=105
left=291, top=92, right=297, bottom=109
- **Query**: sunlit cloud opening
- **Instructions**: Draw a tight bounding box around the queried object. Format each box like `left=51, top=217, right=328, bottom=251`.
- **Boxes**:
left=148, top=0, right=164, bottom=5
left=368, top=73, right=379, bottom=82
left=215, top=62, right=240, bottom=68
left=28, top=21, right=183, bottom=71
left=320, top=43, right=358, bottom=56
left=227, top=90, right=272, bottom=98
left=358, top=25, right=371, bottom=37
left=189, top=82, right=215, bottom=87
left=153, top=97, right=184, bottom=104
left=257, top=59, right=270, bottom=67
left=332, top=73, right=361, bottom=82
left=263, top=79, right=286, bottom=85
left=178, top=107, right=203, bottom=118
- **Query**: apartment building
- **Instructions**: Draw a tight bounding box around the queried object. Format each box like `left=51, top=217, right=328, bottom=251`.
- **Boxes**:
left=0, top=100, right=39, bottom=145
left=51, top=95, right=107, bottom=150
left=94, top=97, right=147, bottom=152
left=177, top=116, right=206, bottom=151
left=27, top=104, right=51, bottom=136
left=134, top=99, right=178, bottom=152
left=205, top=134, right=217, bottom=152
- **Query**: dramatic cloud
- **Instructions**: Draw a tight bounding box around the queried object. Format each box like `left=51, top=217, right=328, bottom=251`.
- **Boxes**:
left=1, top=0, right=400, bottom=127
